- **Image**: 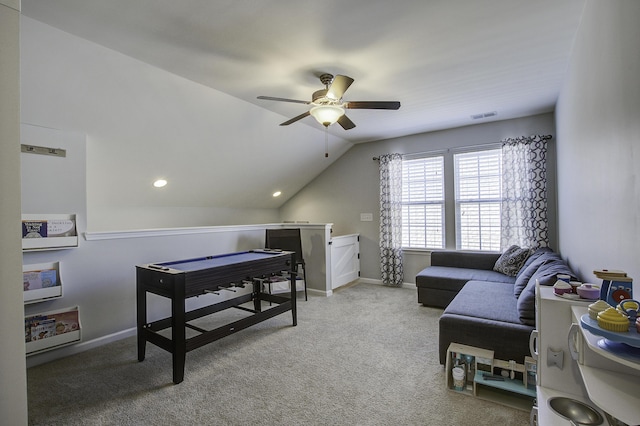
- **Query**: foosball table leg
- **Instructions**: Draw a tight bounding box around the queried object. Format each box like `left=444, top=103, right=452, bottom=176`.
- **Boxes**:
left=136, top=276, right=147, bottom=362
left=172, top=276, right=187, bottom=384
left=252, top=278, right=264, bottom=312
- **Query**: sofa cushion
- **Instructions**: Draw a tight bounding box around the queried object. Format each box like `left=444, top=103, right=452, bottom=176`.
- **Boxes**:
left=416, top=266, right=515, bottom=291
left=516, top=247, right=553, bottom=280
left=430, top=250, right=501, bottom=270
left=513, top=249, right=557, bottom=298
left=493, top=245, right=532, bottom=277
left=517, top=258, right=579, bottom=325
left=444, top=280, right=521, bottom=324
left=517, top=278, right=538, bottom=326
left=529, top=257, right=578, bottom=287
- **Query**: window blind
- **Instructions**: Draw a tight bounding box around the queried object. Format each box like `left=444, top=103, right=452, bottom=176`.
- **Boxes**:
left=401, top=156, right=444, bottom=249
left=454, top=149, right=502, bottom=251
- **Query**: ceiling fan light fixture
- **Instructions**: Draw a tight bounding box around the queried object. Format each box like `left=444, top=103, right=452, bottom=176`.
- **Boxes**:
left=310, top=105, right=344, bottom=126
left=258, top=73, right=399, bottom=130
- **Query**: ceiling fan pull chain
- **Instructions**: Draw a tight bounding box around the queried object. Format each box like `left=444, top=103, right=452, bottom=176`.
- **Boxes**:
left=325, top=127, right=329, bottom=158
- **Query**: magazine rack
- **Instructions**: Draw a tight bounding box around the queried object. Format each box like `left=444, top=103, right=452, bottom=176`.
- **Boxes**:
left=22, top=213, right=78, bottom=251
left=23, top=261, right=63, bottom=304
left=25, top=306, right=81, bottom=356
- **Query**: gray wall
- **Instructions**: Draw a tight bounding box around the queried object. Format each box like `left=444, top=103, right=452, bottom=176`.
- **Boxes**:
left=555, top=0, right=640, bottom=293
left=280, top=113, right=557, bottom=283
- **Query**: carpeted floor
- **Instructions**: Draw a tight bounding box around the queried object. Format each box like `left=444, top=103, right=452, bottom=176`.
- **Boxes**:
left=27, top=283, right=530, bottom=425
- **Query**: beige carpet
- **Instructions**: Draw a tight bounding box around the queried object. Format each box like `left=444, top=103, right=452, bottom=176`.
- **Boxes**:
left=27, top=283, right=530, bottom=425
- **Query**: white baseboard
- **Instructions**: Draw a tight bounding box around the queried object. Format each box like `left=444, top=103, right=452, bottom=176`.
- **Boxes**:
left=26, top=327, right=136, bottom=368
left=358, top=277, right=416, bottom=290
left=307, top=288, right=332, bottom=297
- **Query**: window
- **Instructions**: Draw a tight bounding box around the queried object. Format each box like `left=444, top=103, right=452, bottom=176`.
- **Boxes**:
left=454, top=149, right=502, bottom=251
left=399, top=147, right=504, bottom=251
left=401, top=156, right=444, bottom=249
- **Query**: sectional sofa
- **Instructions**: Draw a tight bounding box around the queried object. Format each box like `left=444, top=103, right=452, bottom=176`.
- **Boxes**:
left=415, top=247, right=577, bottom=364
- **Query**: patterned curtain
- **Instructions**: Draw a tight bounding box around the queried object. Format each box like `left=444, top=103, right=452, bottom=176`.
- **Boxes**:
left=379, top=154, right=404, bottom=287
left=500, top=135, right=552, bottom=249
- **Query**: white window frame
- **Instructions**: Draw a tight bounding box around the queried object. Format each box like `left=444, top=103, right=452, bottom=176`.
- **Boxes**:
left=401, top=155, right=445, bottom=249
left=453, top=148, right=502, bottom=251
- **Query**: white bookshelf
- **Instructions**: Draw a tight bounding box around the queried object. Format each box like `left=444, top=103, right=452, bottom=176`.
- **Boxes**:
left=22, top=213, right=78, bottom=251
left=25, top=306, right=81, bottom=356
left=23, top=261, right=63, bottom=304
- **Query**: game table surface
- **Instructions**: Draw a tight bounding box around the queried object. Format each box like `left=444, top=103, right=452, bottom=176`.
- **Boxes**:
left=151, top=250, right=287, bottom=272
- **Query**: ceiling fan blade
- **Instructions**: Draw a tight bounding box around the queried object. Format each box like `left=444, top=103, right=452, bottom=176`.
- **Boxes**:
left=257, top=96, right=310, bottom=105
left=280, top=111, right=310, bottom=126
left=326, top=75, right=354, bottom=100
left=345, top=101, right=401, bottom=110
left=337, top=114, right=356, bottom=130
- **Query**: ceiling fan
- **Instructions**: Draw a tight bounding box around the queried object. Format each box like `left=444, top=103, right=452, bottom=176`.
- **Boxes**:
left=257, top=73, right=401, bottom=130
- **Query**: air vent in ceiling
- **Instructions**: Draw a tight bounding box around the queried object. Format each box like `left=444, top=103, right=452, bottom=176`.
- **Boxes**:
left=471, top=111, right=497, bottom=120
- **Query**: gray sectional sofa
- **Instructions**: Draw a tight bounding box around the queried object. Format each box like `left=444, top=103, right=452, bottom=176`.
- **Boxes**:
left=415, top=248, right=577, bottom=364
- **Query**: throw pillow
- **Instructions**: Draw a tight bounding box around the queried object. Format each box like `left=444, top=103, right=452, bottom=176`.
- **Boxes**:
left=493, top=245, right=531, bottom=277
left=529, top=258, right=577, bottom=286
left=515, top=247, right=553, bottom=281
left=513, top=250, right=558, bottom=298
left=517, top=257, right=579, bottom=325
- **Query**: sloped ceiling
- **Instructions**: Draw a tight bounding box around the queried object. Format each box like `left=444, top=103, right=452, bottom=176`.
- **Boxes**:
left=20, top=0, right=585, bottom=214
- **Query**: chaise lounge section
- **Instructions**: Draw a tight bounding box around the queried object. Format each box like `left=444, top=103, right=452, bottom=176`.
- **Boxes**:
left=416, top=247, right=577, bottom=365
left=416, top=251, right=515, bottom=309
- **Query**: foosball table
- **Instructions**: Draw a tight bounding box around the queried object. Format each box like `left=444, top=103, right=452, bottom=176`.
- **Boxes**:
left=136, top=249, right=297, bottom=384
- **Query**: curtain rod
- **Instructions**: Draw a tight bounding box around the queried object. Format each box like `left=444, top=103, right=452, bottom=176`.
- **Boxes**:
left=372, top=148, right=448, bottom=161
left=372, top=135, right=552, bottom=161
left=372, top=141, right=507, bottom=161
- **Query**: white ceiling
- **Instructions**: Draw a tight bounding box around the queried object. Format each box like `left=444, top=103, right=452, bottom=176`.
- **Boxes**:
left=21, top=0, right=586, bottom=144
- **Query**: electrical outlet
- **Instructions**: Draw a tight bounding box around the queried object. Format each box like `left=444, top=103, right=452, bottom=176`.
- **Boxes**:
left=360, top=213, right=373, bottom=222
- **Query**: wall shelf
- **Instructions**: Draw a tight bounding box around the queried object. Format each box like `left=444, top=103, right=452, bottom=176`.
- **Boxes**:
left=23, top=261, right=63, bottom=304
left=22, top=214, right=78, bottom=251
left=25, top=306, right=81, bottom=356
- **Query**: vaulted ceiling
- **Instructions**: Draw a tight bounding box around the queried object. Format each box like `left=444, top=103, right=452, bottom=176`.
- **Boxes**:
left=19, top=0, right=586, bottom=221
left=21, top=0, right=585, bottom=143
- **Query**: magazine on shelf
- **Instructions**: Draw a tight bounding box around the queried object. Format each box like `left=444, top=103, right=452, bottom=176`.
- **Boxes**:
left=22, top=218, right=76, bottom=238
left=23, top=268, right=58, bottom=291
left=24, top=308, right=80, bottom=343
left=23, top=262, right=63, bottom=303
left=22, top=220, right=48, bottom=238
left=21, top=214, right=79, bottom=250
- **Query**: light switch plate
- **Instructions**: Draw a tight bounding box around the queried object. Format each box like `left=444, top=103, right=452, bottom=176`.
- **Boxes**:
left=360, top=213, right=373, bottom=222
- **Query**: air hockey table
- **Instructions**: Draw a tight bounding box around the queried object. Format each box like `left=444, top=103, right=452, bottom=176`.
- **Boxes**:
left=136, top=249, right=297, bottom=384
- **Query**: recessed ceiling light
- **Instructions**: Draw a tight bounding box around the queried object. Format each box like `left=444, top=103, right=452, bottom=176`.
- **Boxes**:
left=153, top=179, right=167, bottom=188
left=272, top=191, right=281, bottom=197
